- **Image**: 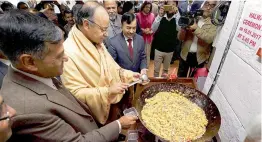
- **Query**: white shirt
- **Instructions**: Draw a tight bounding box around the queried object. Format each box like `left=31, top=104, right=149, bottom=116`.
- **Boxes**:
left=11, top=65, right=57, bottom=90
left=0, top=59, right=11, bottom=66
left=124, top=35, right=134, bottom=48
left=189, top=18, right=205, bottom=53
left=116, top=120, right=121, bottom=133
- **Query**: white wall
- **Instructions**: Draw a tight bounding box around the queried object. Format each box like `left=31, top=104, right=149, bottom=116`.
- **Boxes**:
left=203, top=0, right=262, bottom=141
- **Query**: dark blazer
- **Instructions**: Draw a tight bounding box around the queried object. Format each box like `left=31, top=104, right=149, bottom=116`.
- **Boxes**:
left=0, top=61, right=8, bottom=88
left=108, top=33, right=147, bottom=72
left=1, top=67, right=119, bottom=142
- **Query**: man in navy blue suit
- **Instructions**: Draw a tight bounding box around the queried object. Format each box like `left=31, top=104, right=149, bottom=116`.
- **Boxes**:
left=108, top=13, right=147, bottom=75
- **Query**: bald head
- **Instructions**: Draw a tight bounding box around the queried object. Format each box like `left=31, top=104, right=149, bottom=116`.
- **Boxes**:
left=75, top=1, right=108, bottom=25
left=76, top=1, right=109, bottom=44
left=103, top=0, right=118, bottom=6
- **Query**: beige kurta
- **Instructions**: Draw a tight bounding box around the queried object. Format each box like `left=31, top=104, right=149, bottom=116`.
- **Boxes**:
left=61, top=25, right=136, bottom=124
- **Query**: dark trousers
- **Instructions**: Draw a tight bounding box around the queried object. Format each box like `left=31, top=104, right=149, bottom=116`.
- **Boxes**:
left=178, top=52, right=205, bottom=77
left=171, top=40, right=182, bottom=62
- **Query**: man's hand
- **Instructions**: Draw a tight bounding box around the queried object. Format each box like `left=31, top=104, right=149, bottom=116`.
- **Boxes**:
left=118, top=115, right=138, bottom=129
left=133, top=73, right=141, bottom=81
left=172, top=6, right=178, bottom=14
left=109, top=83, right=128, bottom=95
left=189, top=21, right=198, bottom=31
left=158, top=7, right=165, bottom=17
left=140, top=69, right=148, bottom=75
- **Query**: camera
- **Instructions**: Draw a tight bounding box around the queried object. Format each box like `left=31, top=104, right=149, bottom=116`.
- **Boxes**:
left=178, top=9, right=204, bottom=28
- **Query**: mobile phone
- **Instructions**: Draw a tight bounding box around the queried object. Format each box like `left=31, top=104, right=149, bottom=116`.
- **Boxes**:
left=163, top=5, right=172, bottom=11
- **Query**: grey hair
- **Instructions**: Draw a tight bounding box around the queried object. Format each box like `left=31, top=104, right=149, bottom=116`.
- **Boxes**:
left=0, top=10, right=63, bottom=65
left=13, top=26, right=62, bottom=65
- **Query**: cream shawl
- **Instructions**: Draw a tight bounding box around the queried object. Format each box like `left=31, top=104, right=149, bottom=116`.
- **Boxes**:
left=61, top=25, right=136, bottom=124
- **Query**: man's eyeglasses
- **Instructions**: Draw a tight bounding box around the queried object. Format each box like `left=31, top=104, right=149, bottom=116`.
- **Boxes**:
left=0, top=112, right=9, bottom=121
left=204, top=2, right=216, bottom=9
left=82, top=18, right=109, bottom=33
left=0, top=103, right=10, bottom=121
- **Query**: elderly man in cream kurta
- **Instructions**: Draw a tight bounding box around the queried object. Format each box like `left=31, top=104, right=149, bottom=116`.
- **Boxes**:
left=61, top=2, right=140, bottom=125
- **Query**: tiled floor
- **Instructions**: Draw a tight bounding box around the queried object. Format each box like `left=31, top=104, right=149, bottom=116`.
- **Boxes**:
left=147, top=60, right=179, bottom=77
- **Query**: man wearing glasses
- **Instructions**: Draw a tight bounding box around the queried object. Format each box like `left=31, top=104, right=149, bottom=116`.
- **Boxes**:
left=0, top=95, right=16, bottom=142
left=61, top=2, right=140, bottom=126
left=177, top=0, right=217, bottom=77
left=0, top=10, right=137, bottom=141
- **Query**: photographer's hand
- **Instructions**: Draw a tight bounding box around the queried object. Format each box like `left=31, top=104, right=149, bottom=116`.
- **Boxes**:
left=189, top=22, right=198, bottom=31
left=172, top=6, right=178, bottom=14
left=159, top=7, right=165, bottom=17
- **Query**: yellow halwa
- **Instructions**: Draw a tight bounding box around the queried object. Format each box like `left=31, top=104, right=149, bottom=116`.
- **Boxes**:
left=141, top=91, right=208, bottom=141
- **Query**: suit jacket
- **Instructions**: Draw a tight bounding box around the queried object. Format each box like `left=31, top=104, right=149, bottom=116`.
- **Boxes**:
left=1, top=67, right=119, bottom=142
left=0, top=61, right=8, bottom=88
left=108, top=33, right=147, bottom=72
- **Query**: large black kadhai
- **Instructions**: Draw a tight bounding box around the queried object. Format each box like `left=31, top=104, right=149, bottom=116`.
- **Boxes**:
left=134, top=83, right=221, bottom=142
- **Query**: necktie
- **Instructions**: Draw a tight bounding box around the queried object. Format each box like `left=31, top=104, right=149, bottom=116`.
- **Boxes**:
left=51, top=77, right=63, bottom=89
left=127, top=38, right=133, bottom=60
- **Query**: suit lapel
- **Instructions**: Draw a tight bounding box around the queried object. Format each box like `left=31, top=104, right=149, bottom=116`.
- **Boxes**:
left=120, top=33, right=133, bottom=62
left=45, top=88, right=91, bottom=117
left=7, top=67, right=91, bottom=117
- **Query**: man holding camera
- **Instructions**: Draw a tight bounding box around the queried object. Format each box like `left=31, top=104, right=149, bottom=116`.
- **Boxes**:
left=177, top=0, right=217, bottom=77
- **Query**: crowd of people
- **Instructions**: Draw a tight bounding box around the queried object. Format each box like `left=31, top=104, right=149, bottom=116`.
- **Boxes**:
left=0, top=0, right=219, bottom=141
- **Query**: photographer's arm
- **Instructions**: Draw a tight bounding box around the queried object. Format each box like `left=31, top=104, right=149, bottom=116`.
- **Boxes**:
left=178, top=28, right=187, bottom=41
left=152, top=15, right=163, bottom=33
left=152, top=7, right=165, bottom=33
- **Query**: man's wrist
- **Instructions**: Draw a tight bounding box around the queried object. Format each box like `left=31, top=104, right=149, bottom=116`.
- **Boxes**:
left=116, top=120, right=122, bottom=133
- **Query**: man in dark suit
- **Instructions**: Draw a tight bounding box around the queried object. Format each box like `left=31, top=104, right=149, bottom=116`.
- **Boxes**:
left=0, top=10, right=137, bottom=142
left=108, top=13, right=147, bottom=75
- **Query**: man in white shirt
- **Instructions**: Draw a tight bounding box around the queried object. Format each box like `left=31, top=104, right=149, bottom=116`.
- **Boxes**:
left=108, top=12, right=147, bottom=74
left=0, top=10, right=137, bottom=142
left=151, top=1, right=179, bottom=77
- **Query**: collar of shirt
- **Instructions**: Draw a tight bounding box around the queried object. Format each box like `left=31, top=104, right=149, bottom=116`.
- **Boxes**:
left=11, top=64, right=58, bottom=90
left=123, top=34, right=133, bottom=41
left=123, top=34, right=134, bottom=48
left=0, top=59, right=11, bottom=66
left=164, top=13, right=178, bottom=21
